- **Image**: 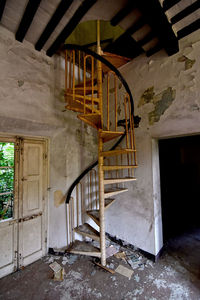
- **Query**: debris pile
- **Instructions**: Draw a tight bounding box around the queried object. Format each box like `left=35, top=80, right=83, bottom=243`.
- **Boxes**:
left=45, top=238, right=154, bottom=282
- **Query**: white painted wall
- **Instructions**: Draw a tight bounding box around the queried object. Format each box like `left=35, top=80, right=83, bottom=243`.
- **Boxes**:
left=106, top=30, right=200, bottom=255
left=0, top=26, right=97, bottom=249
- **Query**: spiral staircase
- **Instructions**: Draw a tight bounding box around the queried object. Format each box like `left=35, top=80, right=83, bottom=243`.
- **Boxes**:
left=64, top=24, right=137, bottom=267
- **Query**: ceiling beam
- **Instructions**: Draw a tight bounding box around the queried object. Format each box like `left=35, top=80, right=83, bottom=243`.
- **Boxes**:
left=177, top=19, right=200, bottom=39
left=171, top=1, right=200, bottom=25
left=136, top=0, right=179, bottom=56
left=0, top=0, right=6, bottom=22
left=111, top=1, right=136, bottom=26
left=105, top=17, right=145, bottom=58
left=162, top=0, right=181, bottom=12
left=137, top=31, right=155, bottom=47
left=35, top=0, right=73, bottom=51
left=16, top=0, right=41, bottom=42
left=126, top=17, right=146, bottom=35
left=104, top=33, right=144, bottom=59
left=46, top=0, right=97, bottom=57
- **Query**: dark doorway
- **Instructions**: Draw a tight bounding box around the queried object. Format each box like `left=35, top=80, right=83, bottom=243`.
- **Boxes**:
left=159, top=135, right=200, bottom=242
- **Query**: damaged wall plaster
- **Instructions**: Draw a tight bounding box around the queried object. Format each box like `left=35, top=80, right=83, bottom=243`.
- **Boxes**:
left=105, top=30, right=200, bottom=255
left=0, top=26, right=98, bottom=249
left=177, top=55, right=196, bottom=70
left=54, top=190, right=65, bottom=207
left=139, top=87, right=176, bottom=125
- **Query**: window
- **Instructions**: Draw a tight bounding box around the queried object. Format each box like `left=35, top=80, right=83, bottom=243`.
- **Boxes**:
left=0, top=142, right=15, bottom=220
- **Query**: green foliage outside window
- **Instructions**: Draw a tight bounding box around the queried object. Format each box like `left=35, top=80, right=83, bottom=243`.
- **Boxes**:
left=0, top=143, right=14, bottom=220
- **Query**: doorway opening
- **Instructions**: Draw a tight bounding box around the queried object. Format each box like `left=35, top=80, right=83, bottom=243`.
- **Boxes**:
left=159, top=135, right=200, bottom=242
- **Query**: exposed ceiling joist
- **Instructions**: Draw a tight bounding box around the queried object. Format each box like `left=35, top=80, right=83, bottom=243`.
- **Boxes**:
left=137, top=31, right=155, bottom=47
left=171, top=1, right=200, bottom=25
left=104, top=33, right=144, bottom=59
left=177, top=18, right=200, bottom=39
left=16, top=0, right=41, bottom=42
left=110, top=1, right=136, bottom=26
left=136, top=0, right=179, bottom=56
left=126, top=17, right=146, bottom=35
left=35, top=0, right=73, bottom=51
left=0, top=0, right=6, bottom=22
left=104, top=17, right=146, bottom=57
left=163, top=0, right=182, bottom=12
left=46, top=0, right=97, bottom=57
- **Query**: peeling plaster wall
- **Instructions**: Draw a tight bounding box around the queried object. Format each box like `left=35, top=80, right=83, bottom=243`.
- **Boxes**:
left=0, top=26, right=97, bottom=249
left=106, top=30, right=200, bottom=255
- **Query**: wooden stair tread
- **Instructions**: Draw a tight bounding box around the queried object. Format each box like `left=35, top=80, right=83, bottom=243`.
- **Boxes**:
left=78, top=113, right=101, bottom=129
left=87, top=210, right=100, bottom=226
left=101, top=148, right=136, bottom=157
left=104, top=188, right=128, bottom=197
left=103, top=165, right=138, bottom=171
left=100, top=130, right=124, bottom=143
left=67, top=240, right=101, bottom=257
left=65, top=92, right=99, bottom=103
left=104, top=177, right=136, bottom=184
left=66, top=102, right=99, bottom=114
left=75, top=78, right=97, bottom=89
left=65, top=102, right=92, bottom=114
left=105, top=198, right=115, bottom=209
left=72, top=88, right=98, bottom=96
left=74, top=223, right=100, bottom=241
left=102, top=52, right=130, bottom=73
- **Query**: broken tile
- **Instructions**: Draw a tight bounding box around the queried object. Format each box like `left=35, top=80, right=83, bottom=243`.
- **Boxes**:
left=49, top=261, right=62, bottom=273
left=114, top=251, right=126, bottom=261
left=115, top=265, right=133, bottom=280
left=106, top=245, right=118, bottom=258
left=49, top=261, right=65, bottom=281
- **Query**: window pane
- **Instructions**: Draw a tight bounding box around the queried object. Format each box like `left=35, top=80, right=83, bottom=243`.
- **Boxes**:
left=0, top=143, right=15, bottom=220
left=0, top=168, right=14, bottom=192
left=0, top=193, right=14, bottom=220
left=0, top=143, right=14, bottom=167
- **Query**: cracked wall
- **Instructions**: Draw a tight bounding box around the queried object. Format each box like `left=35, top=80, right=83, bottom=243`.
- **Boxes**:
left=106, top=30, right=200, bottom=255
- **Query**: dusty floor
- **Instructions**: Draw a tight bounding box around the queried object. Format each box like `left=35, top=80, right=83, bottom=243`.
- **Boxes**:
left=0, top=229, right=200, bottom=300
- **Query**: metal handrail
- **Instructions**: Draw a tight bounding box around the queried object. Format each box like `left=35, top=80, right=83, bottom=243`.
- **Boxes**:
left=64, top=44, right=135, bottom=204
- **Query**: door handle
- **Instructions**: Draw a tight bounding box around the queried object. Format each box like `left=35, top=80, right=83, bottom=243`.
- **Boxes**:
left=21, top=177, right=27, bottom=181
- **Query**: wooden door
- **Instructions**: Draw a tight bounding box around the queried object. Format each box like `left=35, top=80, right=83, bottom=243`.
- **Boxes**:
left=18, top=140, right=47, bottom=268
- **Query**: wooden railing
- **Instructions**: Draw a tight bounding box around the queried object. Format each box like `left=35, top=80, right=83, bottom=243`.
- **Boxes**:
left=65, top=50, right=101, bottom=115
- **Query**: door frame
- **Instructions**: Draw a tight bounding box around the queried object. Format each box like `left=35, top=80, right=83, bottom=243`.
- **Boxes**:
left=0, top=133, right=49, bottom=276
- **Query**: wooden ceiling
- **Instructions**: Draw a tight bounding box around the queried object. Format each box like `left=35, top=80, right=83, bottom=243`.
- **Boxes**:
left=0, top=0, right=199, bottom=59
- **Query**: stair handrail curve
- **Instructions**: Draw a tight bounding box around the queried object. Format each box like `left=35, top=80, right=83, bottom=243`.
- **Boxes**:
left=64, top=44, right=135, bottom=204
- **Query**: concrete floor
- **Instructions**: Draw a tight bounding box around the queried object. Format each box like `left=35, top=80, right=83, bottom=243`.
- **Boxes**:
left=0, top=229, right=200, bottom=300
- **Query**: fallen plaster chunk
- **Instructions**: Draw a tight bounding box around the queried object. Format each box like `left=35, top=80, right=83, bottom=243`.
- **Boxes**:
left=126, top=253, right=144, bottom=270
left=115, top=265, right=133, bottom=280
left=49, top=261, right=65, bottom=281
left=114, top=251, right=126, bottom=261
left=49, top=261, right=62, bottom=273
left=45, top=256, right=54, bottom=264
left=106, top=262, right=115, bottom=269
left=106, top=245, right=118, bottom=258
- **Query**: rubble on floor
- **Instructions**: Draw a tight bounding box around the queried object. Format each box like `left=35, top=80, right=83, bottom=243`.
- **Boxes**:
left=1, top=231, right=199, bottom=299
